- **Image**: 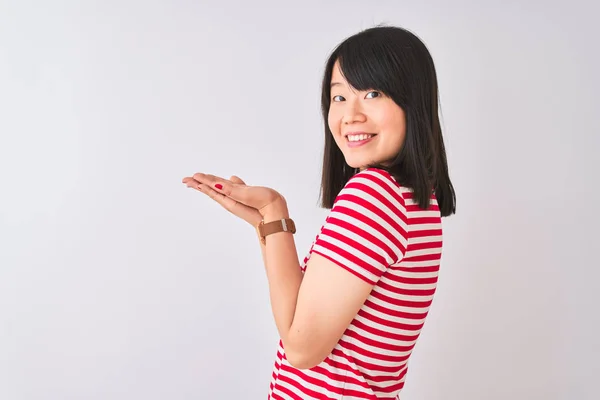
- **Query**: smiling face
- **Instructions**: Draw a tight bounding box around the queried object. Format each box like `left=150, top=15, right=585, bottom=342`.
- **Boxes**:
left=327, top=60, right=407, bottom=171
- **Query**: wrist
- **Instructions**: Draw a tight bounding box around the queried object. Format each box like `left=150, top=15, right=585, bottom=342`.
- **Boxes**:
left=262, top=197, right=289, bottom=222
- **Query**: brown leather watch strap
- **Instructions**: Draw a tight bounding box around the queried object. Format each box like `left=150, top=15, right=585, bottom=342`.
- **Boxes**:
left=257, top=218, right=296, bottom=245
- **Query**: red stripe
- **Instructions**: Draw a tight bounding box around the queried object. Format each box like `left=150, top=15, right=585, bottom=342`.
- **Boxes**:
left=407, top=240, right=443, bottom=251
left=325, top=215, right=400, bottom=261
left=389, top=264, right=440, bottom=273
left=275, top=370, right=336, bottom=400
left=342, top=187, right=407, bottom=229
left=410, top=216, right=441, bottom=224
left=351, top=319, right=420, bottom=342
left=320, top=223, right=391, bottom=267
left=406, top=202, right=440, bottom=212
left=358, top=169, right=403, bottom=200
left=377, top=280, right=437, bottom=296
left=271, top=380, right=303, bottom=399
left=278, top=365, right=342, bottom=399
left=335, top=194, right=408, bottom=247
left=337, top=340, right=410, bottom=371
left=374, top=377, right=407, bottom=394
left=370, top=289, right=433, bottom=308
left=383, top=274, right=439, bottom=285
left=401, top=252, right=442, bottom=262
left=306, top=365, right=373, bottom=393
left=321, top=355, right=362, bottom=376
left=363, top=365, right=408, bottom=383
left=357, top=309, right=425, bottom=331
left=364, top=299, right=430, bottom=320
left=344, top=329, right=417, bottom=353
left=346, top=171, right=406, bottom=215
left=331, top=203, right=406, bottom=256
left=409, top=228, right=442, bottom=238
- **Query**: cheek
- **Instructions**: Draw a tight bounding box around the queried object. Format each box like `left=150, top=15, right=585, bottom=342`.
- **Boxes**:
left=327, top=110, right=340, bottom=136
left=381, top=107, right=406, bottom=143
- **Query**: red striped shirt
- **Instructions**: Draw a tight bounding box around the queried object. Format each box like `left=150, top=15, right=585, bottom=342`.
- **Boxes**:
left=268, top=168, right=443, bottom=399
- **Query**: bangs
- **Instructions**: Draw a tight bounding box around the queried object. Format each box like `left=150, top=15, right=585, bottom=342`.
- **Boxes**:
left=335, top=35, right=401, bottom=97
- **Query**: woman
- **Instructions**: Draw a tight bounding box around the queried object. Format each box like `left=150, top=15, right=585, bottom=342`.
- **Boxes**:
left=183, top=25, right=456, bottom=400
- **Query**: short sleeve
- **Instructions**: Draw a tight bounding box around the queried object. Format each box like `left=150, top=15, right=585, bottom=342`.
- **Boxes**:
left=310, top=168, right=409, bottom=285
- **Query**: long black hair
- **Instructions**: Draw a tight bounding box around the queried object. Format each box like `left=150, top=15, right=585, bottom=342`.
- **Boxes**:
left=319, top=25, right=456, bottom=217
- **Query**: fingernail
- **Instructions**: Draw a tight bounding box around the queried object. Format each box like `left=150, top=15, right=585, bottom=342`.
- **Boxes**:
left=215, top=183, right=223, bottom=190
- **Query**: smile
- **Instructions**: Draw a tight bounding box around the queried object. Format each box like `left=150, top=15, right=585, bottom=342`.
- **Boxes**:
left=347, top=133, right=375, bottom=142
left=345, top=133, right=377, bottom=148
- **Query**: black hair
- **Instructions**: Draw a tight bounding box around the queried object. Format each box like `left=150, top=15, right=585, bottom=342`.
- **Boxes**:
left=319, top=25, right=456, bottom=217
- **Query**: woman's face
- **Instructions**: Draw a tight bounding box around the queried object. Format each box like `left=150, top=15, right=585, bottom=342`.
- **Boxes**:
left=328, top=60, right=406, bottom=170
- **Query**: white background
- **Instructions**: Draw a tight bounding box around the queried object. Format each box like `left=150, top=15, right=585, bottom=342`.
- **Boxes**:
left=1, top=1, right=598, bottom=399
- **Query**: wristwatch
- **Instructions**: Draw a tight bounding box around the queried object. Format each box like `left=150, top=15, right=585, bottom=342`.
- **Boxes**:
left=257, top=218, right=296, bottom=245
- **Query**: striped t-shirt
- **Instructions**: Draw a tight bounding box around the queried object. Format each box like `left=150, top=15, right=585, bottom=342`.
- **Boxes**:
left=267, top=168, right=443, bottom=400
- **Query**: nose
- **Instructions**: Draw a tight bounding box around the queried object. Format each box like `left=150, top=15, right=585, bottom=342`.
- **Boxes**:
left=342, top=101, right=367, bottom=124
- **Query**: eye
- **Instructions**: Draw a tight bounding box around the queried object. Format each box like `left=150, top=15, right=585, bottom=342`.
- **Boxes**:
left=365, top=91, right=381, bottom=99
left=332, top=95, right=345, bottom=102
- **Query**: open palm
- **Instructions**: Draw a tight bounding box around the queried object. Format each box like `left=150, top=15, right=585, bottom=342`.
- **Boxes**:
left=182, top=173, right=284, bottom=225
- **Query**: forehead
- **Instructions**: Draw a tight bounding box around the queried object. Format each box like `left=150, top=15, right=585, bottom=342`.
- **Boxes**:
left=330, top=60, right=350, bottom=88
left=331, top=60, right=344, bottom=80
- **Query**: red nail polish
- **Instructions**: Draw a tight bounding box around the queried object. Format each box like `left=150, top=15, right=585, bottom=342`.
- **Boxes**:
left=215, top=183, right=223, bottom=190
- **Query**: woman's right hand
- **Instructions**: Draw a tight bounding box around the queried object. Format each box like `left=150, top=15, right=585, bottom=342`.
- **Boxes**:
left=184, top=175, right=263, bottom=227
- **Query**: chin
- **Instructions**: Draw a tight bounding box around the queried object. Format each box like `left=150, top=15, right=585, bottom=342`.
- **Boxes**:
left=343, top=159, right=361, bottom=170
left=344, top=156, right=370, bottom=170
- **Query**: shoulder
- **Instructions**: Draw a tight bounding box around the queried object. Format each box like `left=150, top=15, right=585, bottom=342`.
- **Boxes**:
left=328, top=168, right=409, bottom=235
left=318, top=167, right=410, bottom=268
left=335, top=167, right=407, bottom=207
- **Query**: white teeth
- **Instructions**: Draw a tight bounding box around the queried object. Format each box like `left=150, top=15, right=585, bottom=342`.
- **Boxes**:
left=347, top=134, right=373, bottom=142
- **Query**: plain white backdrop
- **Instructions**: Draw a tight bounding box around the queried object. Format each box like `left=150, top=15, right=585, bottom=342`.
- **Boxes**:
left=1, top=1, right=598, bottom=399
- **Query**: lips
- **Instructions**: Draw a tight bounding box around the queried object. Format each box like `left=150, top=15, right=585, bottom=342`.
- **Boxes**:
left=347, top=133, right=376, bottom=142
left=345, top=133, right=377, bottom=148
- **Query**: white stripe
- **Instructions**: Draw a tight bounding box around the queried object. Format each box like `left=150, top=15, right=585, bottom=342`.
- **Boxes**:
left=339, top=338, right=413, bottom=366
left=403, top=246, right=443, bottom=258
left=407, top=208, right=440, bottom=218
left=409, top=234, right=443, bottom=244
left=373, top=285, right=435, bottom=303
left=278, top=359, right=346, bottom=394
left=346, top=323, right=419, bottom=348
left=399, top=259, right=441, bottom=268
left=353, top=313, right=423, bottom=338
left=270, top=386, right=298, bottom=400
left=325, top=207, right=405, bottom=260
left=360, top=303, right=428, bottom=326
left=384, top=270, right=439, bottom=280
left=336, top=186, right=408, bottom=245
left=410, top=222, right=442, bottom=231
left=367, top=292, right=432, bottom=314
left=316, top=225, right=391, bottom=268
left=299, top=367, right=370, bottom=397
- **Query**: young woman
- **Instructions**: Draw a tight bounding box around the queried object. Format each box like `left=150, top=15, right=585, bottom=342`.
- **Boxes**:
left=183, top=25, right=456, bottom=400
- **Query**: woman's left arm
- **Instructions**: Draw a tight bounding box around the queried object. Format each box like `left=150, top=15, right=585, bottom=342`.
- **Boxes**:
left=184, top=170, right=406, bottom=370
left=262, top=199, right=378, bottom=370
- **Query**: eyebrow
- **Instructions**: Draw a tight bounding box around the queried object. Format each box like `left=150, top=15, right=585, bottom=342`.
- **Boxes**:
left=330, top=82, right=343, bottom=88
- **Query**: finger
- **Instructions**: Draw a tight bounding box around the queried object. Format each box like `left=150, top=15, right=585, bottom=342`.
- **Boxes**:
left=194, top=173, right=248, bottom=204
left=229, top=175, right=246, bottom=185
left=192, top=173, right=230, bottom=188
left=196, top=182, right=228, bottom=203
left=182, top=177, right=201, bottom=189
